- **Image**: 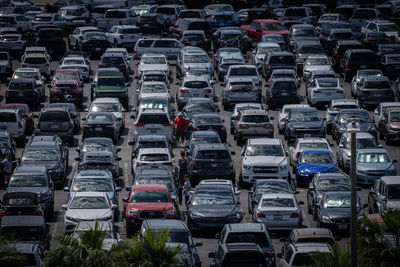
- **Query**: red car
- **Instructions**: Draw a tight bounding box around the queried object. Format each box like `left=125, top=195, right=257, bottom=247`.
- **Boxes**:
left=49, top=80, right=83, bottom=109
left=123, top=184, right=178, bottom=234
left=0, top=103, right=34, bottom=134
left=51, top=69, right=83, bottom=87
left=241, top=19, right=289, bottom=42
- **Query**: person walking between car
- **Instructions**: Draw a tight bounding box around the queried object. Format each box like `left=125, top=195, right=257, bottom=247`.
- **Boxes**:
left=2, top=154, right=14, bottom=185
left=183, top=174, right=192, bottom=211
left=174, top=113, right=187, bottom=145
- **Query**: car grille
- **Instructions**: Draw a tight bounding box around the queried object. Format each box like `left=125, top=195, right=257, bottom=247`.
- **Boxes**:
left=97, top=92, right=124, bottom=98
left=253, top=166, right=278, bottom=173
left=202, top=217, right=228, bottom=224
left=366, top=171, right=386, bottom=177
left=138, top=210, right=165, bottom=220
left=294, top=128, right=320, bottom=132
left=332, top=217, right=350, bottom=224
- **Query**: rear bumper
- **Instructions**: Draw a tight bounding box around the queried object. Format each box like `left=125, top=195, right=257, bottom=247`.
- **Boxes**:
left=35, top=129, right=73, bottom=139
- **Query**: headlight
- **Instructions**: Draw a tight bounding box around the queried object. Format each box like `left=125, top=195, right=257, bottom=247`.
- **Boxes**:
left=279, top=164, right=288, bottom=171
left=98, top=215, right=113, bottom=221
left=165, top=208, right=176, bottom=216
left=321, top=215, right=331, bottom=222
left=316, top=194, right=323, bottom=202
left=66, top=215, right=79, bottom=222
left=298, top=170, right=308, bottom=175
left=388, top=169, right=396, bottom=175
left=190, top=211, right=202, bottom=218
left=357, top=168, right=366, bottom=174
left=39, top=193, right=50, bottom=201
left=128, top=208, right=139, bottom=215
left=243, top=165, right=251, bottom=170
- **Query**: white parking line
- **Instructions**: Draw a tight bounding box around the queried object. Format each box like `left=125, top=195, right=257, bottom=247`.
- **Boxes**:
left=126, top=126, right=133, bottom=148
left=51, top=211, right=61, bottom=237
left=72, top=162, right=76, bottom=171
left=124, top=162, right=129, bottom=186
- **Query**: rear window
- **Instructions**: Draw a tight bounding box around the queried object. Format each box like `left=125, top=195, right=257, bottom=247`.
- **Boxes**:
left=9, top=82, right=33, bottom=90
left=188, top=21, right=211, bottom=31
left=242, top=115, right=269, bottom=123
left=40, top=111, right=69, bottom=121
left=261, top=198, right=295, bottom=207
left=138, top=40, right=154, bottom=47
left=272, top=81, right=297, bottom=91
left=38, top=30, right=62, bottom=39
left=138, top=114, right=169, bottom=124
left=196, top=150, right=230, bottom=159
left=350, top=52, right=375, bottom=63
left=140, top=153, right=169, bottom=161
left=156, top=7, right=176, bottom=15
left=121, top=28, right=141, bottom=34
left=184, top=81, right=208, bottom=88
left=226, top=232, right=270, bottom=247
left=230, top=67, right=257, bottom=76
left=102, top=57, right=124, bottom=65
left=0, top=112, right=16, bottom=122
left=215, top=14, right=233, bottom=20
left=24, top=57, right=47, bottom=64
left=105, top=11, right=126, bottom=18
left=138, top=141, right=166, bottom=148
left=270, top=55, right=295, bottom=65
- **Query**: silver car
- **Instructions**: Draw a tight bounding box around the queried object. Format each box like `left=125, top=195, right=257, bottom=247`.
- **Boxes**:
left=176, top=47, right=213, bottom=78
left=303, top=55, right=332, bottom=81
left=222, top=77, right=259, bottom=109
left=137, top=81, right=170, bottom=106
left=252, top=42, right=281, bottom=71
left=252, top=193, right=303, bottom=231
left=217, top=56, right=245, bottom=82
left=307, top=78, right=345, bottom=107
left=133, top=38, right=184, bottom=59
left=278, top=104, right=309, bottom=134
left=326, top=99, right=360, bottom=134
left=59, top=57, right=90, bottom=81
left=133, top=109, right=174, bottom=142
left=138, top=53, right=170, bottom=78
left=131, top=147, right=174, bottom=175
left=176, top=77, right=214, bottom=110
left=224, top=65, right=262, bottom=91
left=351, top=69, right=383, bottom=97
left=62, top=192, right=116, bottom=234
left=88, top=98, right=126, bottom=129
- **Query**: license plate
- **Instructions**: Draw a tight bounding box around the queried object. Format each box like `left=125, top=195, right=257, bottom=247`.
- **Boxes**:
left=360, top=65, right=367, bottom=68
left=339, top=224, right=348, bottom=230
left=150, top=129, right=157, bottom=133
left=95, top=48, right=101, bottom=51
left=95, top=127, right=102, bottom=131
left=50, top=125, right=59, bottom=129
left=281, top=93, right=288, bottom=96
left=304, top=134, right=311, bottom=137
left=274, top=215, right=283, bottom=220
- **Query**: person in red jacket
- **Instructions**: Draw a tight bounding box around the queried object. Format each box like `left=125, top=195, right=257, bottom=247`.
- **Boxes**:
left=174, top=113, right=187, bottom=144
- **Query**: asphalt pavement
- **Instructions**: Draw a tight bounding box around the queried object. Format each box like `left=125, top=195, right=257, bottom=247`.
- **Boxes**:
left=1, top=48, right=400, bottom=266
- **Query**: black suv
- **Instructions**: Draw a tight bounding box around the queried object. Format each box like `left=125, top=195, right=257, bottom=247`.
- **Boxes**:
left=0, top=51, right=13, bottom=81
left=332, top=40, right=363, bottom=72
left=266, top=78, right=300, bottom=109
left=188, top=144, right=235, bottom=186
left=263, top=52, right=296, bottom=79
left=339, top=49, right=377, bottom=82
left=5, top=79, right=40, bottom=107
left=209, top=243, right=267, bottom=267
left=35, top=28, right=66, bottom=60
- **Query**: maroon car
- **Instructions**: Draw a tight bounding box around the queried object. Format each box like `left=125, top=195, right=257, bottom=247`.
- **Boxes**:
left=49, top=80, right=83, bottom=109
left=0, top=103, right=34, bottom=134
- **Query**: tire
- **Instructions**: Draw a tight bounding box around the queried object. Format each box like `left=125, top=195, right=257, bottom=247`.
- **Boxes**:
left=385, top=135, right=392, bottom=146
left=344, top=72, right=351, bottom=82
left=230, top=124, right=234, bottom=135
left=236, top=136, right=242, bottom=146
left=114, top=40, right=118, bottom=47
left=239, top=173, right=247, bottom=189
left=68, top=137, right=74, bottom=146
left=307, top=202, right=313, bottom=214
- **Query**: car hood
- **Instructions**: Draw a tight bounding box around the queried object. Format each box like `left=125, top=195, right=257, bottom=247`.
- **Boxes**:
left=0, top=60, right=9, bottom=65
left=298, top=52, right=325, bottom=60
left=304, top=65, right=331, bottom=72
left=190, top=204, right=238, bottom=218
left=7, top=187, right=49, bottom=195
left=184, top=63, right=212, bottom=69
left=243, top=156, right=286, bottom=165
left=321, top=207, right=363, bottom=218
left=96, top=86, right=125, bottom=92
left=290, top=121, right=323, bottom=129
left=130, top=202, right=174, bottom=210
left=138, top=64, right=168, bottom=72
left=357, top=162, right=394, bottom=171
left=290, top=36, right=318, bottom=43
left=20, top=161, right=58, bottom=169
left=70, top=192, right=115, bottom=202
left=140, top=92, right=169, bottom=99
left=298, top=163, right=338, bottom=173
left=386, top=200, right=400, bottom=210
left=66, top=208, right=112, bottom=220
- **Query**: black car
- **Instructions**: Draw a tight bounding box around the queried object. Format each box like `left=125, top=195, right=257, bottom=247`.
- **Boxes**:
left=48, top=103, right=80, bottom=132
left=0, top=215, right=50, bottom=251
left=20, top=141, right=67, bottom=186
left=362, top=32, right=391, bottom=52
left=77, top=151, right=120, bottom=182
left=187, top=183, right=243, bottom=233
left=185, top=130, right=221, bottom=157
left=35, top=28, right=66, bottom=60
left=377, top=44, right=400, bottom=61
left=5, top=79, right=40, bottom=107
left=284, top=107, right=325, bottom=145
left=266, top=78, right=300, bottom=109
left=27, top=135, right=68, bottom=164
left=339, top=49, right=377, bottom=82
left=136, top=14, right=168, bottom=34
left=0, top=192, right=44, bottom=217
left=331, top=109, right=377, bottom=143
left=307, top=173, right=351, bottom=220
left=7, top=166, right=54, bottom=220
left=77, top=137, right=120, bottom=160
left=188, top=144, right=235, bottom=186
left=180, top=31, right=211, bottom=51
left=316, top=192, right=365, bottom=233
left=80, top=31, right=112, bottom=58
left=322, top=28, right=354, bottom=55
left=187, top=114, right=227, bottom=143
left=208, top=243, right=267, bottom=267
left=332, top=40, right=363, bottom=72
left=380, top=54, right=400, bottom=79
left=263, top=52, right=296, bottom=79
left=82, top=112, right=120, bottom=144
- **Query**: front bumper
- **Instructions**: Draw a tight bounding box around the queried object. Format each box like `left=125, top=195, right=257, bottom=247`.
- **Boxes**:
left=188, top=216, right=241, bottom=231
left=242, top=169, right=288, bottom=182
left=189, top=169, right=235, bottom=183
left=356, top=171, right=391, bottom=185
left=253, top=217, right=302, bottom=231
left=318, top=219, right=350, bottom=232
left=35, top=129, right=74, bottom=139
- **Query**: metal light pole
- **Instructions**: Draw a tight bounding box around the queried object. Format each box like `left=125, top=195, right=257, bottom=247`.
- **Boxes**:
left=348, top=120, right=360, bottom=267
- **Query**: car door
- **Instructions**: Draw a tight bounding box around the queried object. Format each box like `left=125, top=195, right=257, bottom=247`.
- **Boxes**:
left=377, top=181, right=387, bottom=214
left=369, top=180, right=380, bottom=213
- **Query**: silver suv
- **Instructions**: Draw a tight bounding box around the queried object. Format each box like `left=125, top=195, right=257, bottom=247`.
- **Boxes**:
left=133, top=109, right=173, bottom=143
left=176, top=47, right=213, bottom=78
left=133, top=38, right=184, bottom=59
left=35, top=107, right=74, bottom=144
left=177, top=77, right=214, bottom=110
left=0, top=109, right=26, bottom=145
left=222, top=77, right=259, bottom=110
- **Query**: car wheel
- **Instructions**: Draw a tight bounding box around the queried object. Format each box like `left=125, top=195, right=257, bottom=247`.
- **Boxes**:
left=236, top=136, right=242, bottom=146
left=230, top=124, right=234, bottom=135
left=238, top=173, right=247, bottom=189
left=385, top=135, right=392, bottom=145
left=313, top=208, right=318, bottom=221
left=307, top=202, right=313, bottom=214
left=344, top=72, right=351, bottom=82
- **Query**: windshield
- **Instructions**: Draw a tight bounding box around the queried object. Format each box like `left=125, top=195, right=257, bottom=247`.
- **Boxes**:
left=390, top=111, right=400, bottom=122
left=261, top=35, right=284, bottom=42
left=85, top=32, right=106, bottom=40
left=246, top=145, right=283, bottom=156
left=22, top=149, right=60, bottom=161
left=193, top=190, right=234, bottom=205
left=187, top=103, right=215, bottom=113
left=263, top=22, right=284, bottom=30
left=90, top=103, right=120, bottom=112
left=54, top=72, right=78, bottom=81
left=141, top=83, right=167, bottom=93
left=226, top=233, right=270, bottom=247
left=325, top=195, right=357, bottom=208
left=292, top=28, right=316, bottom=37
left=257, top=183, right=292, bottom=195
left=136, top=178, right=174, bottom=191
left=9, top=175, right=47, bottom=187
left=13, top=72, right=39, bottom=80
left=291, top=111, right=320, bottom=122
left=70, top=196, right=108, bottom=209
left=97, top=77, right=125, bottom=87
left=141, top=57, right=166, bottom=64
left=339, top=112, right=370, bottom=124
left=139, top=153, right=169, bottom=161
left=82, top=141, right=112, bottom=153
left=358, top=153, right=391, bottom=163
left=59, top=9, right=78, bottom=16
left=299, top=142, right=328, bottom=150
left=301, top=153, right=333, bottom=163
left=132, top=8, right=149, bottom=16
left=71, top=178, right=113, bottom=192
left=307, top=57, right=330, bottom=65
left=197, top=150, right=230, bottom=159
left=219, top=51, right=241, bottom=57
left=270, top=55, right=295, bottom=65
left=257, top=46, right=280, bottom=54
left=230, top=67, right=257, bottom=76
left=131, top=190, right=169, bottom=203
left=261, top=198, right=294, bottom=207
left=344, top=138, right=377, bottom=149
left=317, top=179, right=351, bottom=191
left=364, top=81, right=391, bottom=89
left=184, top=55, right=210, bottom=63
left=388, top=186, right=400, bottom=200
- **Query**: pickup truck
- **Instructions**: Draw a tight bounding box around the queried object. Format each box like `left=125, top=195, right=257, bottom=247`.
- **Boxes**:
left=95, top=9, right=136, bottom=30
left=241, top=19, right=289, bottom=42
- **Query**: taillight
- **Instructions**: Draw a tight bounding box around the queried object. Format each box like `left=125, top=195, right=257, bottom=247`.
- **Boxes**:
left=18, top=121, right=22, bottom=128
left=98, top=63, right=105, bottom=67
left=0, top=210, right=6, bottom=216
left=257, top=212, right=265, bottom=218
left=37, top=121, right=40, bottom=128
left=291, top=213, right=300, bottom=218
left=259, top=81, right=262, bottom=87
left=135, top=122, right=145, bottom=126
left=83, top=125, right=91, bottom=130
left=69, top=122, right=73, bottom=129
left=267, top=64, right=271, bottom=70
left=163, top=162, right=173, bottom=166
left=193, top=126, right=199, bottom=131
left=5, top=90, right=10, bottom=97
left=120, top=34, right=124, bottom=39
left=204, top=89, right=212, bottom=93
left=21, top=63, right=27, bottom=67
left=180, top=89, right=188, bottom=93
left=346, top=62, right=350, bottom=70
left=296, top=151, right=301, bottom=159
left=137, top=163, right=147, bottom=166
left=281, top=118, right=285, bottom=122
left=106, top=125, right=115, bottom=129
left=162, top=122, right=172, bottom=126
left=120, top=64, right=127, bottom=68
left=221, top=126, right=226, bottom=131
left=33, top=210, right=42, bottom=216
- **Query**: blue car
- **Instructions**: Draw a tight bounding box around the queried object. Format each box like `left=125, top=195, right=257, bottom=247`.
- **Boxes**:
left=296, top=150, right=339, bottom=187
left=211, top=12, right=239, bottom=29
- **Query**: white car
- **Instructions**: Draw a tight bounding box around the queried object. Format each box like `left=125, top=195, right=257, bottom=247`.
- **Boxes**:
left=133, top=108, right=174, bottom=142
left=302, top=55, right=332, bottom=81
left=88, top=97, right=126, bottom=129
left=106, top=25, right=142, bottom=49
left=278, top=243, right=332, bottom=267
left=21, top=53, right=51, bottom=78
left=278, top=104, right=309, bottom=134
left=137, top=81, right=170, bottom=105
left=138, top=53, right=170, bottom=78
left=240, top=138, right=289, bottom=188
left=62, top=192, right=116, bottom=234
left=105, top=47, right=132, bottom=62
left=230, top=103, right=262, bottom=134
left=131, top=147, right=174, bottom=175
left=289, top=137, right=332, bottom=171
left=307, top=78, right=345, bottom=107
left=68, top=26, right=102, bottom=50
left=60, top=56, right=90, bottom=81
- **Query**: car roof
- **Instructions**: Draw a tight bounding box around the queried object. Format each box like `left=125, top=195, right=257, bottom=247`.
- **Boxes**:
left=74, top=169, right=112, bottom=178
left=297, top=138, right=328, bottom=143
left=195, top=143, right=227, bottom=150
left=227, top=223, right=266, bottom=232
left=92, top=97, right=121, bottom=104
left=143, top=219, right=188, bottom=231
left=1, top=215, right=44, bottom=227
left=132, top=184, right=168, bottom=191
left=380, top=176, right=400, bottom=185
left=317, top=172, right=348, bottom=179
left=241, top=109, right=269, bottom=116
left=248, top=138, right=281, bottom=145
left=13, top=165, right=47, bottom=175
left=293, top=242, right=332, bottom=253
left=363, top=76, right=390, bottom=82
left=138, top=147, right=170, bottom=154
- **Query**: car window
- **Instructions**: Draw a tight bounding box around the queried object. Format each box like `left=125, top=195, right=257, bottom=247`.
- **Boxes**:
left=131, top=190, right=170, bottom=203
left=138, top=114, right=169, bottom=124
left=70, top=196, right=108, bottom=209
left=226, top=232, right=270, bottom=247
left=138, top=40, right=154, bottom=47
left=284, top=246, right=294, bottom=263
left=139, top=153, right=169, bottom=161
left=0, top=112, right=16, bottom=122
left=261, top=198, right=295, bottom=207
left=196, top=150, right=230, bottom=159
left=9, top=175, right=47, bottom=187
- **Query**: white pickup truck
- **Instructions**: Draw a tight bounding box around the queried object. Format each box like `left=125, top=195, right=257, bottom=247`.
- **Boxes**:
left=95, top=9, right=136, bottom=30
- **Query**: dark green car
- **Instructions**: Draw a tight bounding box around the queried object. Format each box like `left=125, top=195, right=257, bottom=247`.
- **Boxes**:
left=91, top=75, right=129, bottom=109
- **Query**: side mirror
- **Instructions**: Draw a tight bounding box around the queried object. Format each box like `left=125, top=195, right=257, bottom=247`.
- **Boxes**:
left=378, top=144, right=383, bottom=148
left=47, top=84, right=52, bottom=88
left=115, top=187, right=122, bottom=192
left=33, top=114, right=39, bottom=118
left=335, top=236, right=341, bottom=241
left=277, top=253, right=282, bottom=258
left=121, top=109, right=126, bottom=112
left=248, top=191, right=253, bottom=195
left=75, top=148, right=80, bottom=152
left=295, top=190, right=299, bottom=194
left=251, top=200, right=258, bottom=205
left=231, top=151, right=235, bottom=155
left=130, top=115, right=136, bottom=119
left=357, top=186, right=362, bottom=191
left=117, top=157, right=122, bottom=161
left=128, top=141, right=134, bottom=146
left=195, top=242, right=203, bottom=247
left=270, top=116, right=274, bottom=120
left=125, top=83, right=131, bottom=87
left=122, top=197, right=129, bottom=202
left=82, top=118, right=86, bottom=121
left=208, top=252, right=216, bottom=259
left=63, top=187, right=69, bottom=192
left=237, top=201, right=241, bottom=205
left=111, top=204, right=118, bottom=209
left=61, top=204, right=68, bottom=210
